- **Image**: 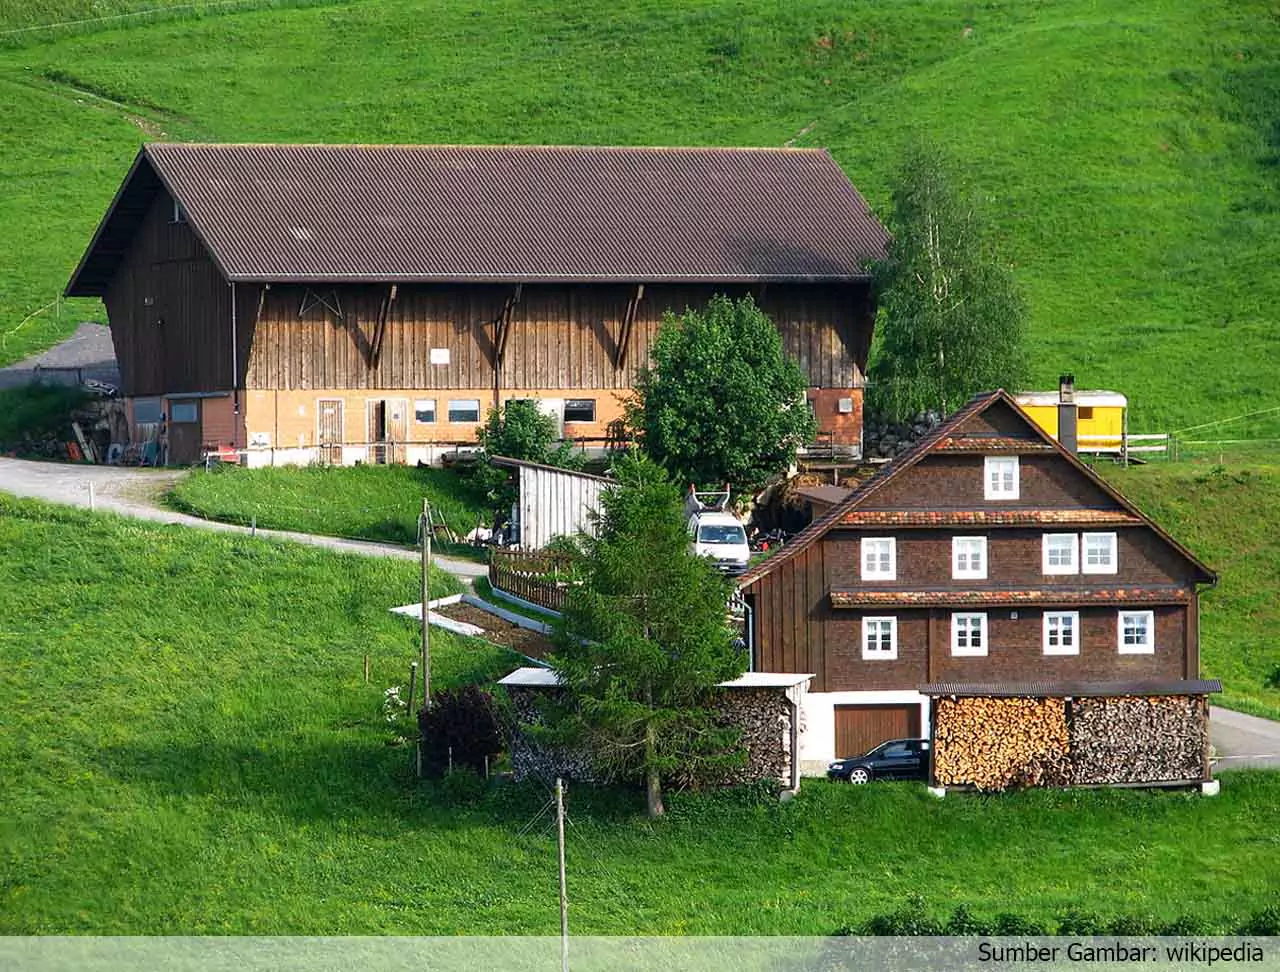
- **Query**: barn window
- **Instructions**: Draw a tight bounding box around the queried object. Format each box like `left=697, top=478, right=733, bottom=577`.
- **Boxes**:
left=1043, top=611, right=1079, bottom=655
left=447, top=399, right=481, bottom=423
left=414, top=400, right=436, bottom=423
left=1078, top=406, right=1095, bottom=420
left=951, top=613, right=988, bottom=657
left=1042, top=534, right=1078, bottom=574
left=171, top=199, right=187, bottom=224
left=169, top=401, right=198, bottom=424
left=133, top=398, right=163, bottom=424
left=861, top=617, right=898, bottom=660
left=984, top=456, right=1019, bottom=499
left=860, top=537, right=896, bottom=581
left=1081, top=532, right=1117, bottom=574
left=564, top=399, right=596, bottom=423
left=1118, top=611, right=1155, bottom=654
left=952, top=536, right=987, bottom=579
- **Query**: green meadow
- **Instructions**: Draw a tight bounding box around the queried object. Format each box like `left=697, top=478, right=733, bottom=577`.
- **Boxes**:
left=0, top=495, right=1276, bottom=934
left=1, top=0, right=1278, bottom=437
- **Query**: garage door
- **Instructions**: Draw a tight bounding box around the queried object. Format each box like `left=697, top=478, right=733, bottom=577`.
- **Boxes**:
left=834, top=704, right=921, bottom=759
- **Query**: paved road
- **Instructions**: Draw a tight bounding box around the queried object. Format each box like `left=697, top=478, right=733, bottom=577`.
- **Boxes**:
left=0, top=322, right=119, bottom=389
left=0, top=456, right=487, bottom=579
left=1210, top=706, right=1280, bottom=771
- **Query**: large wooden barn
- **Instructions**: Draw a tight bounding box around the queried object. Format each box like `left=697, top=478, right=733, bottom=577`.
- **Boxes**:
left=65, top=143, right=890, bottom=465
left=736, top=390, right=1219, bottom=783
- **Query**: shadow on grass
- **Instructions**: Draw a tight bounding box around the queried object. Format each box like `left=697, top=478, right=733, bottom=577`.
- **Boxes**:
left=96, top=736, right=653, bottom=829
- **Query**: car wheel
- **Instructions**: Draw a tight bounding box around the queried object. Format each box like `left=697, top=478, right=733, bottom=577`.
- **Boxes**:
left=848, top=766, right=871, bottom=784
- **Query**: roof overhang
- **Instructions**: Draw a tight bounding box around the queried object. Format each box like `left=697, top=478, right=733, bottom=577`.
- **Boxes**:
left=922, top=679, right=1222, bottom=697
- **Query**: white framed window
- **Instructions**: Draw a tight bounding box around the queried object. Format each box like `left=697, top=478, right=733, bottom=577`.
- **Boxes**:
left=984, top=456, right=1019, bottom=500
left=951, top=613, right=988, bottom=657
left=1042, top=534, right=1079, bottom=574
left=952, top=536, right=988, bottom=580
left=860, top=537, right=896, bottom=581
left=862, top=616, right=898, bottom=660
left=1118, top=610, right=1155, bottom=654
left=447, top=399, right=481, bottom=423
left=429, top=347, right=450, bottom=365
left=414, top=400, right=436, bottom=423
left=1043, top=611, right=1080, bottom=655
left=1082, top=532, right=1118, bottom=574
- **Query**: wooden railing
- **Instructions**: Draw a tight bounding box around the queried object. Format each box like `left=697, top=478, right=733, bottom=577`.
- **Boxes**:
left=489, top=548, right=581, bottom=613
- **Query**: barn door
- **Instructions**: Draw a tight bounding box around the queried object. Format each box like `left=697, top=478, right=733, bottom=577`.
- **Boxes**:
left=834, top=704, right=921, bottom=759
left=385, top=398, right=408, bottom=464
left=317, top=400, right=343, bottom=465
left=166, top=398, right=202, bottom=465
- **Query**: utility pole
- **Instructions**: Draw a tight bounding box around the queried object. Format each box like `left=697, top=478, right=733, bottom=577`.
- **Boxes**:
left=421, top=498, right=431, bottom=708
left=556, top=777, right=569, bottom=972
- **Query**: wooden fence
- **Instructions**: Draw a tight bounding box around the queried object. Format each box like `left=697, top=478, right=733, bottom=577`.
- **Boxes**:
left=489, top=548, right=581, bottom=613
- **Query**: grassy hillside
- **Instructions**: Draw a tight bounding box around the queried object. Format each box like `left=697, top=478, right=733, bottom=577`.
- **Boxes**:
left=1102, top=459, right=1280, bottom=721
left=1, top=495, right=1276, bottom=933
left=0, top=0, right=1277, bottom=435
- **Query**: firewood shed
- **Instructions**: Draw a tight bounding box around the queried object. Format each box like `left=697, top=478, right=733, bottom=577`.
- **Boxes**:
left=922, top=678, right=1222, bottom=792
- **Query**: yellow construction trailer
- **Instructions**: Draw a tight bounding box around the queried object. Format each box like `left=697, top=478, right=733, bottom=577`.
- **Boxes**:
left=1014, top=390, right=1127, bottom=453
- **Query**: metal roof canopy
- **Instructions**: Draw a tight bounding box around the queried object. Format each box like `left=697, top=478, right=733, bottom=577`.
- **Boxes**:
left=921, top=679, right=1223, bottom=698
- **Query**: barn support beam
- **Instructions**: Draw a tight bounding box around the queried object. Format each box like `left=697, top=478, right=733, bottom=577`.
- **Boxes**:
left=369, top=284, right=398, bottom=369
left=492, top=284, right=523, bottom=411
left=615, top=283, right=645, bottom=370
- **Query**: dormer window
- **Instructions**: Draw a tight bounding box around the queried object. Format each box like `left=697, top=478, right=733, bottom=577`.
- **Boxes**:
left=984, top=456, right=1019, bottom=500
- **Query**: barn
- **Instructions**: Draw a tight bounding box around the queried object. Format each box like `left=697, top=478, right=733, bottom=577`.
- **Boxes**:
left=64, top=143, right=890, bottom=466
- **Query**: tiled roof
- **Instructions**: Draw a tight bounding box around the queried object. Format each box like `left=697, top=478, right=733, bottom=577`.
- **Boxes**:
left=837, top=509, right=1142, bottom=527
left=921, top=679, right=1222, bottom=698
left=829, top=586, right=1193, bottom=608
left=67, top=143, right=891, bottom=295
left=737, top=389, right=1216, bottom=590
left=934, top=435, right=1054, bottom=453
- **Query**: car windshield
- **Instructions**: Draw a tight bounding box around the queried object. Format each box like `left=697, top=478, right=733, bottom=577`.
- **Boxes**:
left=698, top=524, right=747, bottom=545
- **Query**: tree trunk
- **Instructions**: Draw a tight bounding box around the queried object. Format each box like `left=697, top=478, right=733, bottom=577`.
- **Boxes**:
left=644, top=722, right=665, bottom=818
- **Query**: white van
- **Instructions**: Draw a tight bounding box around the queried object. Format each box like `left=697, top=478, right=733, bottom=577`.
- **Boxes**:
left=688, top=510, right=750, bottom=575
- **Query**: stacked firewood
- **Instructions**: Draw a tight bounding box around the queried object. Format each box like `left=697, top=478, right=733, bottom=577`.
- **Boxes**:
left=933, top=697, right=1070, bottom=791
left=704, top=689, right=792, bottom=786
left=1069, top=696, right=1207, bottom=784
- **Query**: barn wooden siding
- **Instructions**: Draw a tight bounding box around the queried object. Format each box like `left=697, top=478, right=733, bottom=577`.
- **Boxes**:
left=103, top=193, right=250, bottom=397
left=515, top=464, right=612, bottom=549
left=243, top=282, right=872, bottom=392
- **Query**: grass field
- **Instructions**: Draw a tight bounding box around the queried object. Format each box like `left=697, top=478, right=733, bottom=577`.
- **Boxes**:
left=0, top=0, right=1278, bottom=437
left=168, top=462, right=490, bottom=552
left=0, top=494, right=1276, bottom=934
left=1100, top=458, right=1280, bottom=721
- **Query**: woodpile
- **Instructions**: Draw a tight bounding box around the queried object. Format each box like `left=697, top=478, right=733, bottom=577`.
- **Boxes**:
left=933, top=694, right=1211, bottom=791
left=933, top=697, right=1069, bottom=791
left=1069, top=696, right=1207, bottom=785
left=703, top=688, right=793, bottom=786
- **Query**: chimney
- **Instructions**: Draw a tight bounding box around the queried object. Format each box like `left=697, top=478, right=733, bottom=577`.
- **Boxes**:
left=1057, top=373, right=1078, bottom=453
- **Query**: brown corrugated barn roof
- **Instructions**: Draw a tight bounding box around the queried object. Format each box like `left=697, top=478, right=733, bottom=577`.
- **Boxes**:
left=66, top=143, right=890, bottom=296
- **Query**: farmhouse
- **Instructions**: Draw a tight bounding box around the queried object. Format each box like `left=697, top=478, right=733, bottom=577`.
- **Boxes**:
left=65, top=143, right=889, bottom=465
left=737, top=388, right=1219, bottom=784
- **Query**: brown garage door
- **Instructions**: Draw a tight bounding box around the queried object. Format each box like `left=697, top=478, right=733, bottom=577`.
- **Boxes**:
left=834, top=704, right=921, bottom=759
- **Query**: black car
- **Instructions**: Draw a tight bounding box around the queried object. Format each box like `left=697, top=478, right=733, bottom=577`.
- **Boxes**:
left=827, top=738, right=930, bottom=784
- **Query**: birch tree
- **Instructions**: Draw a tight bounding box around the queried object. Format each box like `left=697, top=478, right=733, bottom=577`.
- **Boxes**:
left=869, top=143, right=1029, bottom=420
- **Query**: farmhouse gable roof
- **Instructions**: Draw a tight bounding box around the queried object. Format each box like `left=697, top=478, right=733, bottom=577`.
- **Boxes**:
left=66, top=143, right=891, bottom=296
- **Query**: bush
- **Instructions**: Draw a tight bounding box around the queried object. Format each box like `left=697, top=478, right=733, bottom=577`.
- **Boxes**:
left=437, top=766, right=487, bottom=806
left=1239, top=905, right=1280, bottom=935
left=1056, top=908, right=1106, bottom=936
left=418, top=685, right=504, bottom=778
left=943, top=905, right=993, bottom=936
left=1106, top=913, right=1159, bottom=936
left=861, top=896, right=944, bottom=936
left=993, top=913, right=1048, bottom=936
left=0, top=383, right=93, bottom=451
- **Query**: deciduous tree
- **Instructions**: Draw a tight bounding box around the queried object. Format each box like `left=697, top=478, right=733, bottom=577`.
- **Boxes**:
left=870, top=142, right=1029, bottom=420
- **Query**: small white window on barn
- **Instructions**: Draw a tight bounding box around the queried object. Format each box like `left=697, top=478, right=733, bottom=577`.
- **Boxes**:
left=429, top=348, right=451, bottom=366
left=1043, top=611, right=1080, bottom=655
left=414, top=400, right=436, bottom=423
left=1082, top=532, right=1118, bottom=574
left=1118, top=610, right=1155, bottom=654
left=447, top=399, right=481, bottom=423
left=984, top=456, right=1019, bottom=500
left=1042, top=534, right=1079, bottom=575
left=951, top=613, right=988, bottom=657
left=952, top=536, right=987, bottom=580
left=860, top=537, right=896, bottom=581
left=563, top=399, right=596, bottom=423
left=861, top=616, right=898, bottom=660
